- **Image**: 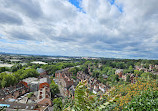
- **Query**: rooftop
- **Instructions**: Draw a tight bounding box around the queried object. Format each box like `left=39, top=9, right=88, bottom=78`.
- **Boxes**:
left=31, top=61, right=48, bottom=65
left=37, top=68, right=45, bottom=74
left=39, top=78, right=48, bottom=84
left=22, top=77, right=38, bottom=84
left=0, top=101, right=37, bottom=110
left=0, top=64, right=14, bottom=68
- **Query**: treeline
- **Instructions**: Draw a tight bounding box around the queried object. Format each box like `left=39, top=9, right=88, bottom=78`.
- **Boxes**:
left=0, top=68, right=39, bottom=88
left=0, top=61, right=82, bottom=88
left=41, top=62, right=80, bottom=76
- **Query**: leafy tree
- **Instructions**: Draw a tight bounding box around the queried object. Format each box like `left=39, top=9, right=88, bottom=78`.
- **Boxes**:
left=53, top=97, right=63, bottom=111
left=92, top=70, right=100, bottom=78
left=128, top=65, right=134, bottom=73
left=134, top=70, right=143, bottom=77
left=141, top=72, right=154, bottom=79
left=0, top=68, right=39, bottom=88
left=11, top=64, right=23, bottom=72
left=69, top=67, right=80, bottom=77
left=50, top=81, right=60, bottom=97
left=0, top=67, right=6, bottom=73
left=1, top=78, right=6, bottom=88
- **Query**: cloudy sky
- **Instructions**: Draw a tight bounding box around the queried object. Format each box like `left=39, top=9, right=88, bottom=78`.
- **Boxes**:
left=0, top=0, right=158, bottom=59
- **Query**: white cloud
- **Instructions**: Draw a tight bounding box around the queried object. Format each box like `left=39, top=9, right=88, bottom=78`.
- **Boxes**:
left=0, top=0, right=158, bottom=58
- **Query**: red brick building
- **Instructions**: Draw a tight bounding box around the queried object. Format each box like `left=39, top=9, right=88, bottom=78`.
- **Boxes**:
left=37, top=78, right=52, bottom=106
left=0, top=82, right=29, bottom=101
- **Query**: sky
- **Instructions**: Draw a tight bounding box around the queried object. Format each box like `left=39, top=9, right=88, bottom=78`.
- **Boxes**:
left=0, top=0, right=158, bottom=59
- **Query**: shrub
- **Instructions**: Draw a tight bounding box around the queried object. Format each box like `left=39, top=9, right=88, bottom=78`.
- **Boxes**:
left=124, top=91, right=158, bottom=111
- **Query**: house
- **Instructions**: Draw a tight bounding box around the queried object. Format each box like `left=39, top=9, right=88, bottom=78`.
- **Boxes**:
left=115, top=69, right=123, bottom=78
left=93, top=84, right=99, bottom=94
left=55, top=68, right=74, bottom=88
left=102, top=74, right=108, bottom=80
left=122, top=75, right=127, bottom=81
left=99, top=83, right=109, bottom=93
left=65, top=85, right=75, bottom=99
left=0, top=82, right=29, bottom=101
left=130, top=74, right=135, bottom=84
left=37, top=68, right=47, bottom=77
left=135, top=65, right=140, bottom=70
left=155, top=65, right=158, bottom=69
left=55, top=68, right=76, bottom=97
left=77, top=71, right=110, bottom=94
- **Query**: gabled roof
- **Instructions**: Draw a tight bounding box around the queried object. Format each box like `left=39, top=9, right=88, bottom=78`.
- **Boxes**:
left=37, top=68, right=45, bottom=74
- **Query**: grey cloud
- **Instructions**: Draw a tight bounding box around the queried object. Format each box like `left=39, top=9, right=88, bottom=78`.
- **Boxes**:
left=1, top=0, right=43, bottom=19
left=0, top=11, right=23, bottom=25
left=52, top=37, right=77, bottom=42
left=9, top=31, right=34, bottom=40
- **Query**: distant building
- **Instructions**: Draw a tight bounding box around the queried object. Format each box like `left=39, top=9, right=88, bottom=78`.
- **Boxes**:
left=102, top=74, right=108, bottom=80
left=0, top=61, right=3, bottom=64
left=31, top=61, right=48, bottom=65
left=37, top=68, right=47, bottom=77
left=9, top=59, right=22, bottom=63
left=122, top=75, right=127, bottom=81
left=149, top=64, right=154, bottom=71
left=130, top=74, right=135, bottom=84
left=115, top=69, right=123, bottom=78
left=0, top=64, right=14, bottom=68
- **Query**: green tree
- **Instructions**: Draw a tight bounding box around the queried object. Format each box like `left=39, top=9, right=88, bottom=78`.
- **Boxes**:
left=69, top=67, right=80, bottom=77
left=0, top=67, right=6, bottom=73
left=128, top=65, right=133, bottom=73
left=53, top=97, right=63, bottom=111
left=1, top=78, right=6, bottom=88
left=50, top=81, right=60, bottom=97
left=134, top=70, right=143, bottom=77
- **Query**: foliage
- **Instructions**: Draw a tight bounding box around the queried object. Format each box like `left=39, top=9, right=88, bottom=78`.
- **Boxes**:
left=108, top=79, right=158, bottom=110
left=11, top=64, right=23, bottom=72
left=27, top=92, right=33, bottom=99
left=69, top=67, right=80, bottom=77
left=50, top=80, right=60, bottom=97
left=53, top=97, right=63, bottom=111
left=0, top=68, right=39, bottom=88
left=41, top=62, right=77, bottom=76
left=141, top=72, right=157, bottom=80
left=134, top=70, right=143, bottom=77
left=124, top=90, right=158, bottom=110
left=63, top=78, right=158, bottom=111
left=0, top=67, right=8, bottom=73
